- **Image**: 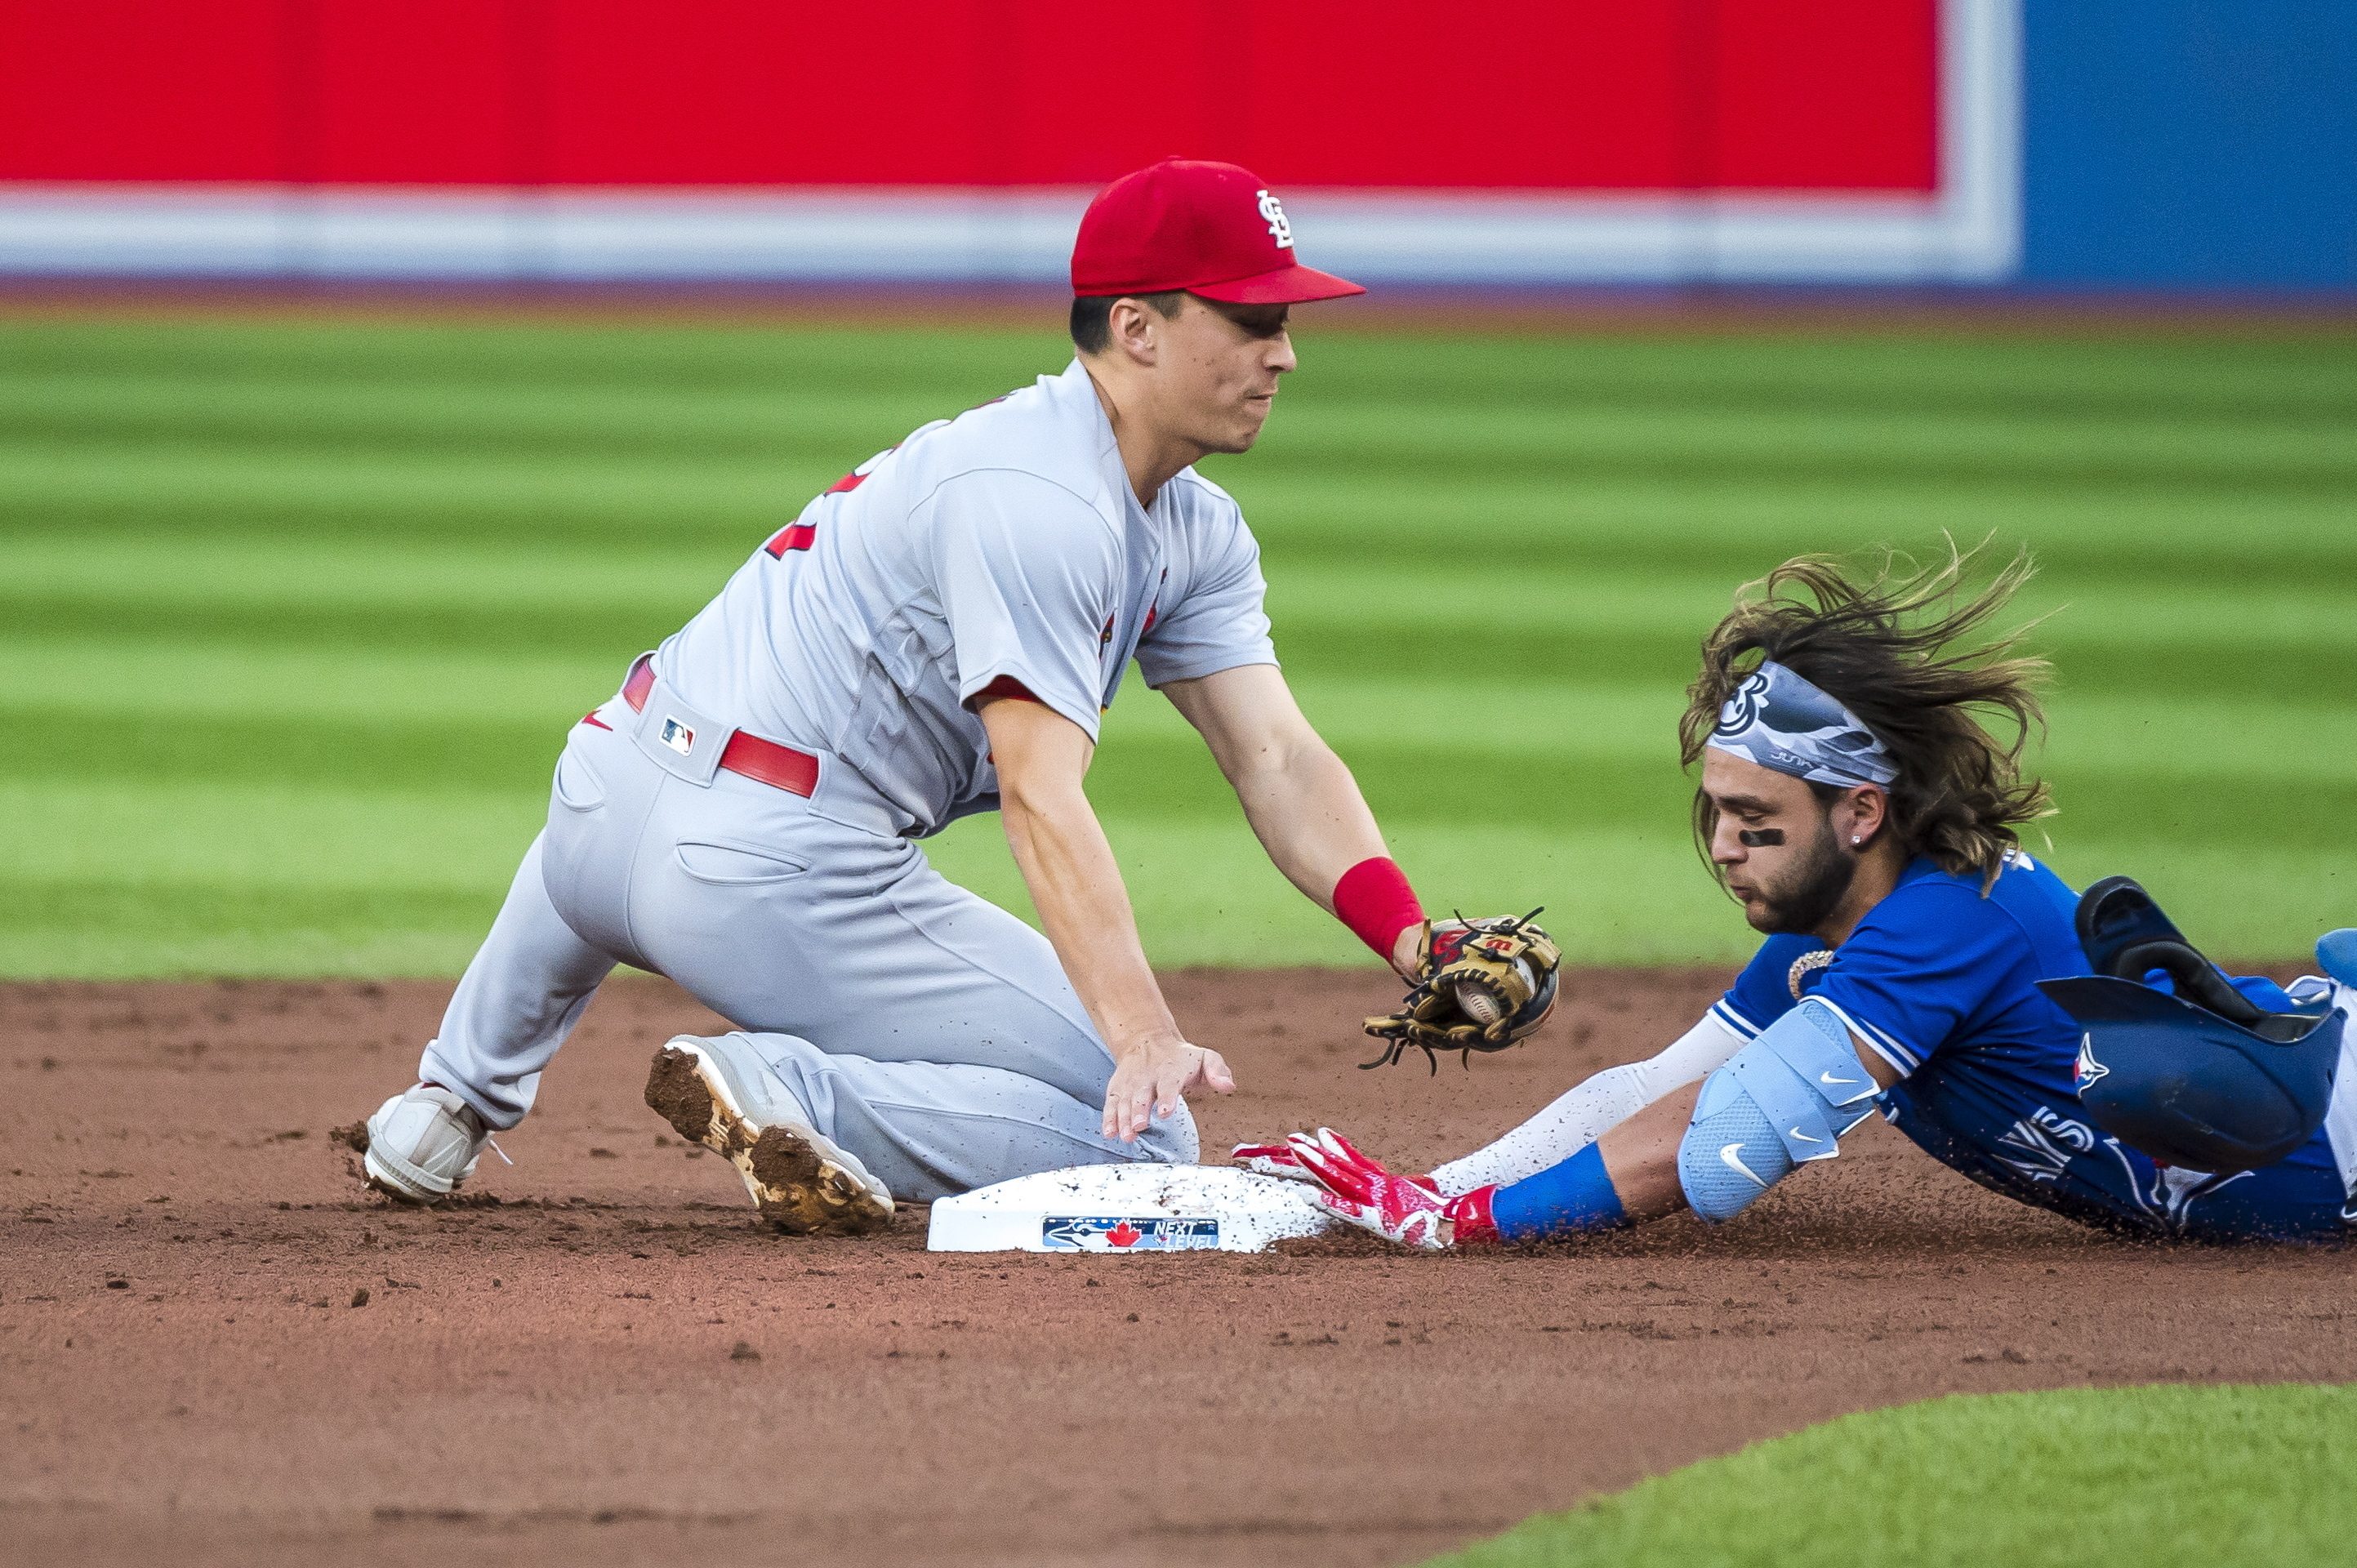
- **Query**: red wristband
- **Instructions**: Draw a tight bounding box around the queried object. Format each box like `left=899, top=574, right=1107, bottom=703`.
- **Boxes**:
left=1333, top=856, right=1424, bottom=963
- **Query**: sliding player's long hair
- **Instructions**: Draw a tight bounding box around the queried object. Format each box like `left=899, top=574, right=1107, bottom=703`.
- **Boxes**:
left=1678, top=540, right=2056, bottom=889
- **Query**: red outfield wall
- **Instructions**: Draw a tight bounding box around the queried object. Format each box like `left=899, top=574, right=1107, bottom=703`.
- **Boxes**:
left=0, top=0, right=1935, bottom=192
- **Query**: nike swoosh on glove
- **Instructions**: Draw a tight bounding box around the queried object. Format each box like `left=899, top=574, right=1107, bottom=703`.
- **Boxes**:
left=1283, top=1128, right=1496, bottom=1250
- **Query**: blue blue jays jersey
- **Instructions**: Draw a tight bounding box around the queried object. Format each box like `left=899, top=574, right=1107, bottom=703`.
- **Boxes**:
left=1713, top=852, right=2353, bottom=1241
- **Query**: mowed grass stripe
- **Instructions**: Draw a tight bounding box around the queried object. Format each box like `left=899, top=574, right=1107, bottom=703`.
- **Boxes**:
left=17, top=539, right=2353, bottom=648
left=0, top=878, right=511, bottom=979
left=0, top=321, right=1065, bottom=394
left=0, top=442, right=812, bottom=533
left=8, top=399, right=2350, bottom=495
left=1238, top=479, right=2357, bottom=584
left=11, top=702, right=2355, bottom=865
left=2, top=317, right=2350, bottom=975
left=1300, top=332, right=2357, bottom=421
left=10, top=630, right=2352, bottom=786
left=5, top=532, right=2352, bottom=703
left=9, top=319, right=2353, bottom=412
left=7, top=819, right=2346, bottom=977
left=0, top=639, right=624, bottom=724
left=0, top=780, right=546, bottom=887
left=11, top=456, right=2355, bottom=593
left=0, top=372, right=998, bottom=452
left=6, top=589, right=2346, bottom=702
left=1424, top=1384, right=2357, bottom=1568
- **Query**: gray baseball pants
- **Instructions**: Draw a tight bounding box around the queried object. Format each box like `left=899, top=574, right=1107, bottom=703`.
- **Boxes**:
left=417, top=686, right=1195, bottom=1203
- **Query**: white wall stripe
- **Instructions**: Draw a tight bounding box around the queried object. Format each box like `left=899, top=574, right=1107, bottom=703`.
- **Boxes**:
left=0, top=0, right=2016, bottom=286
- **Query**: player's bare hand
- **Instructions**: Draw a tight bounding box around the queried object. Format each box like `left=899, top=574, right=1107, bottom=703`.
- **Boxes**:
left=1103, top=1037, right=1235, bottom=1142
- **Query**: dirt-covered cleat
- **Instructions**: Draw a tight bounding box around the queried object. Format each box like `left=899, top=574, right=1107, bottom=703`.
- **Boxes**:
left=362, top=1084, right=488, bottom=1204
left=644, top=1036, right=894, bottom=1236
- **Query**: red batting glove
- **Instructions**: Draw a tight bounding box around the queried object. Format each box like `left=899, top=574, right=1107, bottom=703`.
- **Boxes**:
left=1282, top=1129, right=1496, bottom=1250
left=1232, top=1133, right=1440, bottom=1192
left=1230, top=1140, right=1319, bottom=1183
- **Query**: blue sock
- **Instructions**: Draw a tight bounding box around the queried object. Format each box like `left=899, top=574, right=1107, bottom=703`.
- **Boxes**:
left=1490, top=1140, right=1627, bottom=1241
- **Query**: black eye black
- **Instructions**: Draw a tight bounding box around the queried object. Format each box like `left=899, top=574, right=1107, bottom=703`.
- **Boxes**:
left=1739, top=829, right=1784, bottom=848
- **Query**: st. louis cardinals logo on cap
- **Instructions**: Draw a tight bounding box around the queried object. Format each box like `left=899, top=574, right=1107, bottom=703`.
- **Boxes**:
left=1255, top=189, right=1294, bottom=250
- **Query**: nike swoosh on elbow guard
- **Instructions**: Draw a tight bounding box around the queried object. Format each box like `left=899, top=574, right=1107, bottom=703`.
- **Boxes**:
left=1719, top=1144, right=1769, bottom=1187
left=1820, top=1071, right=1860, bottom=1085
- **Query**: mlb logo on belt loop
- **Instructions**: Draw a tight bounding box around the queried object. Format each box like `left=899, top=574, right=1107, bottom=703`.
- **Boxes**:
left=659, top=716, right=695, bottom=756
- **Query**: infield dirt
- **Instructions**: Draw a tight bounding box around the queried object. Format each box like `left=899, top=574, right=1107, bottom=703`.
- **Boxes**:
left=5, top=967, right=2351, bottom=1568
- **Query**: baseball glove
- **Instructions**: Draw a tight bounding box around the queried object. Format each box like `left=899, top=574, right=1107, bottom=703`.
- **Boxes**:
left=1362, top=909, right=1562, bottom=1071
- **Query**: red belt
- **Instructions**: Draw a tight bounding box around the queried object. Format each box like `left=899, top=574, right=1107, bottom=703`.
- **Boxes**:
left=608, top=655, right=820, bottom=799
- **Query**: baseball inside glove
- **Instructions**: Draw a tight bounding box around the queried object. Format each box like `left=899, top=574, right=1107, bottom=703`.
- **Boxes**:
left=1362, top=909, right=1562, bottom=1071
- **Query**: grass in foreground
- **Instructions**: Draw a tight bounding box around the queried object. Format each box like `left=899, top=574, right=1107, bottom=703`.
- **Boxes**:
left=1427, top=1384, right=2357, bottom=1568
left=2, top=316, right=2353, bottom=975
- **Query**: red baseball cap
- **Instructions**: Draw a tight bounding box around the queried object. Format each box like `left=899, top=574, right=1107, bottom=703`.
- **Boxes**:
left=1071, top=157, right=1366, bottom=305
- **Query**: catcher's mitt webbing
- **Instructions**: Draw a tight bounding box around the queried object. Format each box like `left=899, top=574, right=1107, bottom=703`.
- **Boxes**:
left=1362, top=909, right=1562, bottom=1071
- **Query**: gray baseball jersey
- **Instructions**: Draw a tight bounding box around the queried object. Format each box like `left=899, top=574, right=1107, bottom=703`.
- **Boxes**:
left=657, top=357, right=1277, bottom=838
left=415, top=359, right=1279, bottom=1202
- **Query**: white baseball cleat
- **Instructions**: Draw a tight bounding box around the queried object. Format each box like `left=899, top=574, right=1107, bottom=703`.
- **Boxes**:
left=644, top=1035, right=895, bottom=1236
left=363, top=1084, right=490, bottom=1204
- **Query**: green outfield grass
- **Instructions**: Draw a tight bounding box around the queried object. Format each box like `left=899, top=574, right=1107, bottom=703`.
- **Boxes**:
left=2, top=315, right=2352, bottom=977
left=1424, top=1383, right=2357, bottom=1567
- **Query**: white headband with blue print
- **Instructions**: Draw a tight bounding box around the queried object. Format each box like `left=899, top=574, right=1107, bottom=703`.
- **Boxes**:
left=1706, top=661, right=1897, bottom=790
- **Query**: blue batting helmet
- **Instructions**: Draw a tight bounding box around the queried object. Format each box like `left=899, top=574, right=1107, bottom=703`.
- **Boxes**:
left=2037, top=877, right=2342, bottom=1174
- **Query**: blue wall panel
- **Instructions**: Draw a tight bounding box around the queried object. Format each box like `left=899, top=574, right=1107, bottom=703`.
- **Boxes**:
left=2023, top=1, right=2357, bottom=287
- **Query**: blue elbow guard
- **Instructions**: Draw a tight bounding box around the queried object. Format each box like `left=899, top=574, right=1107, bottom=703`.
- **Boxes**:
left=1678, top=999, right=1882, bottom=1224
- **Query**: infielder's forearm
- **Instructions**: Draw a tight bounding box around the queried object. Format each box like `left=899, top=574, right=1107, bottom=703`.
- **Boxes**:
left=1161, top=666, right=1386, bottom=911
left=1427, top=1013, right=1747, bottom=1194
left=978, top=700, right=1176, bottom=1053
left=982, top=694, right=1232, bottom=1140
left=998, top=775, right=1182, bottom=1053
left=1226, top=741, right=1388, bottom=912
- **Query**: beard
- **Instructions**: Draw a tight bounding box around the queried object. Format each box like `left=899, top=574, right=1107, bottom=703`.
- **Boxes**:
left=1744, top=815, right=1858, bottom=935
